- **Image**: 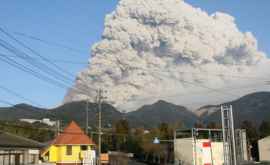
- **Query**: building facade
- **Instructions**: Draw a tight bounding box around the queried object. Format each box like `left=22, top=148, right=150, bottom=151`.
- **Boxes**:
left=19, top=118, right=56, bottom=126
left=174, top=129, right=248, bottom=165
left=41, top=121, right=96, bottom=165
left=258, top=136, right=270, bottom=162
left=0, top=131, right=43, bottom=165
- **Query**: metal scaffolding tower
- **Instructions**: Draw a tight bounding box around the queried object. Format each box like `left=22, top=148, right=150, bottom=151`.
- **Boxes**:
left=221, top=105, right=237, bottom=165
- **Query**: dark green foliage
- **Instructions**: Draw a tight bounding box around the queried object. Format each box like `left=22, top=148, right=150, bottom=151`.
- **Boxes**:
left=200, top=92, right=270, bottom=128
left=127, top=100, right=198, bottom=128
left=241, top=120, right=259, bottom=142
left=0, top=120, right=54, bottom=142
left=0, top=100, right=197, bottom=129
left=0, top=101, right=123, bottom=129
left=115, top=119, right=129, bottom=134
left=206, top=122, right=221, bottom=129
left=259, top=121, right=270, bottom=138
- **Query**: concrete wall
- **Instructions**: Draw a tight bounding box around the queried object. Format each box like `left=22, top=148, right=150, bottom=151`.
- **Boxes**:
left=258, top=136, right=270, bottom=161
left=174, top=138, right=193, bottom=165
left=174, top=138, right=225, bottom=165
left=194, top=139, right=224, bottom=165
left=210, top=142, right=224, bottom=165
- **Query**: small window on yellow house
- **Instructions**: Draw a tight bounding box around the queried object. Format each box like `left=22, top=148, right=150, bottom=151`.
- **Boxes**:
left=66, top=146, right=72, bottom=155
left=81, top=145, right=88, bottom=151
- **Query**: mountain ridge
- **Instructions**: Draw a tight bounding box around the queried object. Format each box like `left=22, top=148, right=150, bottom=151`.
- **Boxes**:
left=1, top=92, right=270, bottom=128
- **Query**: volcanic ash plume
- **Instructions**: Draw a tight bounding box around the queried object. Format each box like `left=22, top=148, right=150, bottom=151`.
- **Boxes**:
left=64, top=0, right=270, bottom=111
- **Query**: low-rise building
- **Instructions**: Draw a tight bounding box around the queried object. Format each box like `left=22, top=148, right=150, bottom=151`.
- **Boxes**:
left=0, top=131, right=44, bottom=165
left=20, top=118, right=56, bottom=126
left=258, top=136, right=270, bottom=162
left=41, top=121, right=96, bottom=165
left=174, top=129, right=248, bottom=165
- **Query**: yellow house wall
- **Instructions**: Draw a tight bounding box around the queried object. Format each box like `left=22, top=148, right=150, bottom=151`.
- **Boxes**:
left=58, top=145, right=81, bottom=163
left=49, top=145, right=59, bottom=162
left=41, top=145, right=59, bottom=163
left=44, top=145, right=94, bottom=163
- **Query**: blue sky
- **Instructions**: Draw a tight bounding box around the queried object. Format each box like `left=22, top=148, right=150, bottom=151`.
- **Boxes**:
left=0, top=0, right=269, bottom=108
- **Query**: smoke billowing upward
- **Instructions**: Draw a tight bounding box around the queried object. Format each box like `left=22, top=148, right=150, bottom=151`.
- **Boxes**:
left=64, top=0, right=270, bottom=111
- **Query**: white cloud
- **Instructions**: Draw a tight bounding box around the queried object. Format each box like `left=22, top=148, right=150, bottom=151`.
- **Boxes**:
left=64, top=0, right=270, bottom=111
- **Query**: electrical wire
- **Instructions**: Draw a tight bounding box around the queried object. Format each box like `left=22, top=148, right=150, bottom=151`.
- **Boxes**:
left=0, top=85, right=42, bottom=107
left=0, top=53, right=87, bottom=65
left=0, top=48, right=94, bottom=97
left=0, top=27, right=75, bottom=82
left=0, top=27, right=95, bottom=95
left=14, top=31, right=86, bottom=55
left=0, top=99, right=14, bottom=107
left=0, top=39, right=73, bottom=85
left=0, top=53, right=69, bottom=89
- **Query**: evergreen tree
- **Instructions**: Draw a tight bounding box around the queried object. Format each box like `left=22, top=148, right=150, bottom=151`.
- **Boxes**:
left=259, top=121, right=270, bottom=138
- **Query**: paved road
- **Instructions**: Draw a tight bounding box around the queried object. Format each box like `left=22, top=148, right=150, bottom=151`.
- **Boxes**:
left=243, top=163, right=270, bottom=165
left=129, top=160, right=147, bottom=165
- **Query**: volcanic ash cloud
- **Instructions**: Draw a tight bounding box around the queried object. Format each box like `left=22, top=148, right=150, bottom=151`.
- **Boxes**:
left=64, top=0, right=270, bottom=111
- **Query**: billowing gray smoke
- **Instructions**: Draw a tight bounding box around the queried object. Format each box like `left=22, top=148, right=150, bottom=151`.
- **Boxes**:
left=64, top=0, right=270, bottom=111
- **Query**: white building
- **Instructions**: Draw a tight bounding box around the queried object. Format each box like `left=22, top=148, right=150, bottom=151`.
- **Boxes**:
left=174, top=129, right=248, bottom=165
left=258, top=136, right=270, bottom=162
left=19, top=118, right=56, bottom=126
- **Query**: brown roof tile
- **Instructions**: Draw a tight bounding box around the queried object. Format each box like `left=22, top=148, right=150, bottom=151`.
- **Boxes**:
left=53, top=121, right=95, bottom=145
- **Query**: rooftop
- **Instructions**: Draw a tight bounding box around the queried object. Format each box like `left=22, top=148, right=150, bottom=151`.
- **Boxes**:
left=0, top=131, right=44, bottom=149
left=53, top=121, right=95, bottom=145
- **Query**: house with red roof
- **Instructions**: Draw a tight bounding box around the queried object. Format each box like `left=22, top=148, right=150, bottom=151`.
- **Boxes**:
left=41, top=121, right=96, bottom=165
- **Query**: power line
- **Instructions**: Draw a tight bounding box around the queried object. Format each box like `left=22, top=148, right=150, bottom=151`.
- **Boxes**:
left=0, top=38, right=73, bottom=85
left=0, top=49, right=94, bottom=99
left=0, top=45, right=93, bottom=96
left=0, top=99, right=14, bottom=107
left=10, top=31, right=270, bottom=82
left=0, top=85, right=42, bottom=107
left=0, top=27, right=75, bottom=82
left=0, top=99, right=43, bottom=113
left=0, top=52, right=69, bottom=89
left=11, top=30, right=263, bottom=98
left=0, top=53, right=87, bottom=65
left=3, top=29, right=268, bottom=107
left=14, top=31, right=86, bottom=55
left=0, top=27, right=95, bottom=95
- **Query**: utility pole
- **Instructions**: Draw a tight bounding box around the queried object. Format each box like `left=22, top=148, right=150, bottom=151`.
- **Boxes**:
left=96, top=89, right=106, bottom=165
left=55, top=120, right=60, bottom=137
left=86, top=100, right=89, bottom=134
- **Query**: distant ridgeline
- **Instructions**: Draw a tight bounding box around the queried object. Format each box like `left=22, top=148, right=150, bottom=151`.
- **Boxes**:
left=0, top=92, right=270, bottom=130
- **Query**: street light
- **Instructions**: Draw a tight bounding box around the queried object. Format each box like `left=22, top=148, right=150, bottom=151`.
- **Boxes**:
left=153, top=137, right=160, bottom=144
left=153, top=137, right=174, bottom=144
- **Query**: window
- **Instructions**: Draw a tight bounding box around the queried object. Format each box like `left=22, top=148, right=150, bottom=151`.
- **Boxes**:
left=81, top=145, right=88, bottom=151
left=66, top=146, right=72, bottom=155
